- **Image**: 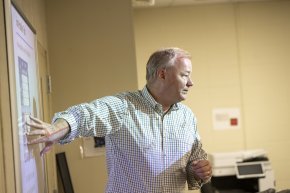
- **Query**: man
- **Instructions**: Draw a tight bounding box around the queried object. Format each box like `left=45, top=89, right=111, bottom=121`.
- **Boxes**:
left=27, top=47, right=212, bottom=193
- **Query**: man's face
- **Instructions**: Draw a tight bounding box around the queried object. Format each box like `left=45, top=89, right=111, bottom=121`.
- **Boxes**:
left=163, top=57, right=193, bottom=103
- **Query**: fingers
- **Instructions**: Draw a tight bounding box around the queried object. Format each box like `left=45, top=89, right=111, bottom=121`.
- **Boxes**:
left=27, top=136, right=49, bottom=144
left=205, top=170, right=212, bottom=179
left=26, top=120, right=46, bottom=130
left=192, top=160, right=212, bottom=181
left=26, top=116, right=51, bottom=130
left=40, top=142, right=53, bottom=156
left=25, top=116, right=51, bottom=136
left=193, top=160, right=210, bottom=170
left=25, top=117, right=55, bottom=156
left=25, top=117, right=69, bottom=148
left=26, top=122, right=49, bottom=136
left=26, top=129, right=47, bottom=136
left=201, top=169, right=212, bottom=180
left=29, top=116, right=43, bottom=124
left=26, top=125, right=68, bottom=145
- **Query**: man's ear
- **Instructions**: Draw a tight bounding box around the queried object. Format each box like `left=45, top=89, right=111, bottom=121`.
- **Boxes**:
left=157, top=68, right=166, bottom=80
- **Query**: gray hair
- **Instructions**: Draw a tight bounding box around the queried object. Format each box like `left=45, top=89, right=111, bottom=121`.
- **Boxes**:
left=146, top=47, right=191, bottom=84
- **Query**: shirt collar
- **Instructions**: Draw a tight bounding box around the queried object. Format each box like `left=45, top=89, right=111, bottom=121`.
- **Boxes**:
left=141, top=86, right=180, bottom=111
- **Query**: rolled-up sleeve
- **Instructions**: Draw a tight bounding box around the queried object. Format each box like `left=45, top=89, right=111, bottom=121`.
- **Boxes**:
left=53, top=95, right=127, bottom=144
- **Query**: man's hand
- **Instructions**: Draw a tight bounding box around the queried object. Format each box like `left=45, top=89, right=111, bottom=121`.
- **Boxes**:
left=192, top=160, right=212, bottom=182
left=26, top=116, right=69, bottom=156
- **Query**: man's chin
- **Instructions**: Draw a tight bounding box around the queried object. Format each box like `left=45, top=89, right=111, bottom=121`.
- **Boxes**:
left=180, top=94, right=187, bottom=101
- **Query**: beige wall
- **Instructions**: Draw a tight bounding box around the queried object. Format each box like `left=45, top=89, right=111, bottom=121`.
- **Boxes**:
left=0, top=1, right=8, bottom=192
left=45, top=0, right=137, bottom=193
left=134, top=0, right=290, bottom=191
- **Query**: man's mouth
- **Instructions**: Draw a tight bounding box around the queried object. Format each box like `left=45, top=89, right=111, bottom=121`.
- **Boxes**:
left=182, top=89, right=188, bottom=94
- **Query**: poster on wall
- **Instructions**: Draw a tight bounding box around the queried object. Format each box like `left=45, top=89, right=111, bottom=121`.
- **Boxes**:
left=10, top=4, right=46, bottom=193
left=212, top=108, right=241, bottom=130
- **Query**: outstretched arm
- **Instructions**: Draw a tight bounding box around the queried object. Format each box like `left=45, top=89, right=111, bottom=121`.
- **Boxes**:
left=26, top=116, right=70, bottom=156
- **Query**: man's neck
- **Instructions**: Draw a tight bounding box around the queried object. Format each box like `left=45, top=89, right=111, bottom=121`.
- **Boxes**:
left=146, top=84, right=172, bottom=112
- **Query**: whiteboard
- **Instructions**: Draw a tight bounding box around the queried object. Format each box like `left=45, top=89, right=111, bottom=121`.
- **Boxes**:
left=7, top=3, right=47, bottom=193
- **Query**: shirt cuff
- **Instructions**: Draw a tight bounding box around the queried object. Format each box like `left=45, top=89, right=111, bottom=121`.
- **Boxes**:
left=52, top=113, right=78, bottom=144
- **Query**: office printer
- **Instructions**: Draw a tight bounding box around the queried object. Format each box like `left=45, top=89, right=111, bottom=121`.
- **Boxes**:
left=202, top=149, right=275, bottom=193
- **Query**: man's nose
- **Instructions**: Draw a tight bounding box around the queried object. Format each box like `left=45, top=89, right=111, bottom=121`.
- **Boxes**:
left=187, top=78, right=193, bottom=87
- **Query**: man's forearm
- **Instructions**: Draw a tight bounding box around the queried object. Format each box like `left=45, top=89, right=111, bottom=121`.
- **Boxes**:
left=52, top=119, right=70, bottom=141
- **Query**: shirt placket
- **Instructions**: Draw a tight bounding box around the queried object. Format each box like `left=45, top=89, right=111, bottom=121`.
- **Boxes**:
left=161, top=113, right=166, bottom=192
left=161, top=110, right=172, bottom=193
left=154, top=105, right=167, bottom=193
